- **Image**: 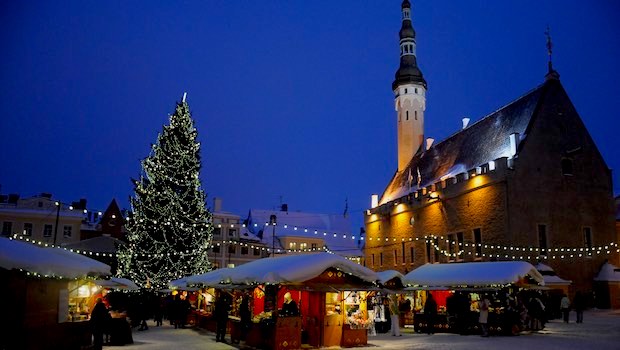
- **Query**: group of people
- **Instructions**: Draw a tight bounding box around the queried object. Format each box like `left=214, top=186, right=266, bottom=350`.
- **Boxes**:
left=560, top=291, right=586, bottom=323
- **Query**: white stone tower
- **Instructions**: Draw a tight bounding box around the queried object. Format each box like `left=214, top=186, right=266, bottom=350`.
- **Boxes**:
left=393, top=0, right=427, bottom=172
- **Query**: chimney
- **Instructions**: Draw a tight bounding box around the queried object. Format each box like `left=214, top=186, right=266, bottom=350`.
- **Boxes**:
left=213, top=197, right=222, bottom=212
left=281, top=204, right=288, bottom=212
left=462, top=117, right=470, bottom=129
left=509, top=133, right=520, bottom=157
left=371, top=194, right=379, bottom=209
left=426, top=138, right=435, bottom=150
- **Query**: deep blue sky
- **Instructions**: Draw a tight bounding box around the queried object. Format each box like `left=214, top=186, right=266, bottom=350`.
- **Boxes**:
left=1, top=1, right=619, bottom=231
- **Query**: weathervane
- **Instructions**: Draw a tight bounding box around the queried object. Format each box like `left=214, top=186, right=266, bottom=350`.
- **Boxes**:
left=544, top=25, right=559, bottom=80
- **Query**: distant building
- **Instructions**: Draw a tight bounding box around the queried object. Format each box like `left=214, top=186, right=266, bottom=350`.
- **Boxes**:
left=0, top=193, right=85, bottom=245
left=246, top=204, right=363, bottom=261
left=208, top=198, right=269, bottom=269
left=80, top=199, right=126, bottom=241
left=364, top=0, right=618, bottom=295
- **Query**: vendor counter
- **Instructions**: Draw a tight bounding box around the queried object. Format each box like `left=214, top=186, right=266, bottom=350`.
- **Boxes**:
left=241, top=316, right=302, bottom=350
left=413, top=310, right=521, bottom=335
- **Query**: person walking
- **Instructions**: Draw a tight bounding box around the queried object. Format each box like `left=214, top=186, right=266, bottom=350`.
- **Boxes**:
left=423, top=293, right=437, bottom=335
left=239, top=293, right=251, bottom=341
left=573, top=291, right=586, bottom=324
left=389, top=295, right=401, bottom=336
left=560, top=294, right=571, bottom=323
left=214, top=292, right=230, bottom=342
left=479, top=295, right=490, bottom=337
left=91, top=298, right=110, bottom=350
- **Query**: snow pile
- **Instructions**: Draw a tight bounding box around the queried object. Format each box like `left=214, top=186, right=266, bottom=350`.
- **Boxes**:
left=0, top=237, right=110, bottom=279
left=95, top=277, right=140, bottom=290
left=403, top=261, right=543, bottom=287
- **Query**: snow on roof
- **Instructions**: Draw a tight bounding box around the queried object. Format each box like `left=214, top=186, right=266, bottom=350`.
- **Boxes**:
left=179, top=253, right=378, bottom=286
left=247, top=209, right=362, bottom=256
left=381, top=83, right=545, bottom=204
left=95, top=277, right=140, bottom=290
left=543, top=275, right=572, bottom=285
left=594, top=262, right=620, bottom=282
left=403, top=261, right=544, bottom=287
left=377, top=270, right=406, bottom=284
left=0, top=237, right=110, bottom=279
left=170, top=267, right=236, bottom=288
left=534, top=262, right=555, bottom=272
left=62, top=235, right=126, bottom=253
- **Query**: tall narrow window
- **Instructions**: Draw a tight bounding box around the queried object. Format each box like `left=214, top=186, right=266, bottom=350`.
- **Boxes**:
left=410, top=246, right=415, bottom=263
left=372, top=254, right=375, bottom=267
left=406, top=111, right=409, bottom=120
left=473, top=228, right=482, bottom=258
left=434, top=238, right=440, bottom=263
left=538, top=224, right=548, bottom=256
left=380, top=252, right=383, bottom=267
left=561, top=158, right=573, bottom=175
left=401, top=242, right=406, bottom=264
left=43, top=224, right=53, bottom=238
left=448, top=233, right=456, bottom=260
left=23, top=223, right=33, bottom=236
left=583, top=227, right=593, bottom=255
left=414, top=110, right=418, bottom=120
left=457, top=232, right=464, bottom=260
left=425, top=240, right=432, bottom=263
left=394, top=249, right=398, bottom=265
left=1, top=222, right=12, bottom=236
left=63, top=225, right=72, bottom=238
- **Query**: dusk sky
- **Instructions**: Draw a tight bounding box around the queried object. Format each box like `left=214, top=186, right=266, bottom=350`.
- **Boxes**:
left=1, top=1, right=618, bottom=231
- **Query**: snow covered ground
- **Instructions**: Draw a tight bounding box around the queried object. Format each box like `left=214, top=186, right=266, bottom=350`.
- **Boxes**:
left=122, top=309, right=620, bottom=350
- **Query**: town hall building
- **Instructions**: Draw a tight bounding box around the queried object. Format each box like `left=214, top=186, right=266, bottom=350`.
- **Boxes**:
left=364, top=0, right=618, bottom=295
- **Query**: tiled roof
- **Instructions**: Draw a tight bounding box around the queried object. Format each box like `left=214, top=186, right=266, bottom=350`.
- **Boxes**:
left=381, top=82, right=546, bottom=204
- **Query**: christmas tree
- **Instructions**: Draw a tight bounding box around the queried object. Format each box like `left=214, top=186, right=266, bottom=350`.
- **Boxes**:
left=118, top=94, right=212, bottom=289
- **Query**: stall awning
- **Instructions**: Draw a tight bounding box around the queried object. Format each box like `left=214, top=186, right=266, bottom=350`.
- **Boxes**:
left=175, top=252, right=378, bottom=288
left=0, top=237, right=110, bottom=279
left=594, top=262, right=620, bottom=282
left=403, top=261, right=544, bottom=288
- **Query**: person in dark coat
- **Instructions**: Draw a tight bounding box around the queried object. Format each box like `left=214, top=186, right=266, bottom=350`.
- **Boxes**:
left=423, top=293, right=438, bottom=335
left=91, top=298, right=110, bottom=350
left=573, top=291, right=586, bottom=323
left=239, top=293, right=251, bottom=340
left=281, top=292, right=299, bottom=316
left=214, top=292, right=230, bottom=342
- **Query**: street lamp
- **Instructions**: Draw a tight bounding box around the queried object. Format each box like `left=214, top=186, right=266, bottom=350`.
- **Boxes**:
left=269, top=214, right=277, bottom=257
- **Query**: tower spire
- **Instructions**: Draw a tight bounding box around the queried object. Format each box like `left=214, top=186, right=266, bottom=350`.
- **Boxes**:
left=545, top=25, right=560, bottom=80
left=392, top=0, right=426, bottom=91
left=393, top=0, right=427, bottom=172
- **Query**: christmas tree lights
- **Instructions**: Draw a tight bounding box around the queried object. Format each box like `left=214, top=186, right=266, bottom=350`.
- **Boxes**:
left=117, top=95, right=212, bottom=289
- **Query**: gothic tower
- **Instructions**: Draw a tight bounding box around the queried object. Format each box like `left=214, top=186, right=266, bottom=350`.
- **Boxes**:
left=393, top=0, right=427, bottom=172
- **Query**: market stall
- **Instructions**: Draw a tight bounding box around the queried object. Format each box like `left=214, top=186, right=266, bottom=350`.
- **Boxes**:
left=594, top=262, right=620, bottom=309
left=0, top=237, right=111, bottom=350
left=175, top=252, right=379, bottom=349
left=403, top=261, right=544, bottom=335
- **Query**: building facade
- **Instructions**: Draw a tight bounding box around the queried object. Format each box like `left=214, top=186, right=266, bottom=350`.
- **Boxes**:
left=0, top=193, right=85, bottom=246
left=364, top=0, right=618, bottom=294
left=208, top=198, right=269, bottom=269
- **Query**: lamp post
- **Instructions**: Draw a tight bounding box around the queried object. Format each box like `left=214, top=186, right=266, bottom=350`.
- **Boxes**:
left=269, top=214, right=277, bottom=257
left=53, top=201, right=61, bottom=246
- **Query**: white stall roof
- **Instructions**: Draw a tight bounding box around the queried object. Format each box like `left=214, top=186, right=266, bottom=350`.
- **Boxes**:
left=594, top=262, right=620, bottom=282
left=376, top=270, right=406, bottom=285
left=176, top=253, right=378, bottom=287
left=170, top=267, right=236, bottom=288
left=403, top=261, right=543, bottom=288
left=0, top=237, right=110, bottom=279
